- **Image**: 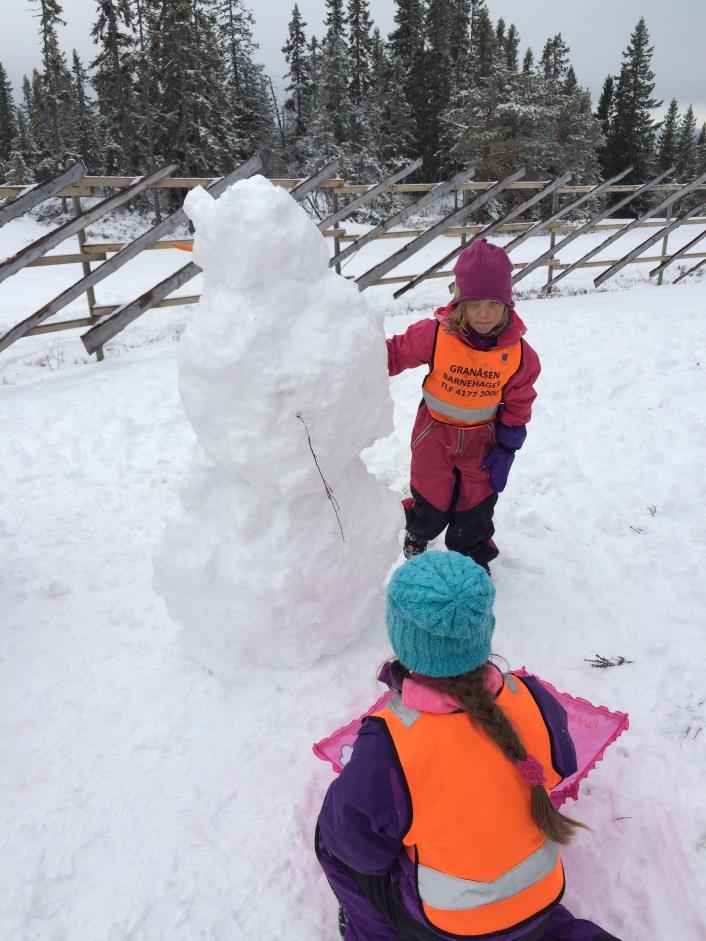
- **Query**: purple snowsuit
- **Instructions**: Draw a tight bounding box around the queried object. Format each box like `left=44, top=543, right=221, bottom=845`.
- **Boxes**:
left=316, top=663, right=621, bottom=941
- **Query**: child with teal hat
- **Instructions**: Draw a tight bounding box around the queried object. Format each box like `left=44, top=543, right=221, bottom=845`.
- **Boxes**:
left=316, top=552, right=622, bottom=941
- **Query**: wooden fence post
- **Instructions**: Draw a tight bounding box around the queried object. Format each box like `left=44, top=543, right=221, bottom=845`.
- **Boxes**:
left=72, top=195, right=104, bottom=361
left=330, top=188, right=342, bottom=275
left=545, top=189, right=561, bottom=294
left=656, top=203, right=673, bottom=286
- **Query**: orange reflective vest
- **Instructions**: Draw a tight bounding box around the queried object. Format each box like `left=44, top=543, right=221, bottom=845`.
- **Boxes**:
left=422, top=324, right=522, bottom=427
left=375, top=674, right=564, bottom=937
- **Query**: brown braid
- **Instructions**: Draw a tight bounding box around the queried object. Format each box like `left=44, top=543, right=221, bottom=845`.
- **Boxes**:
left=425, top=668, right=587, bottom=845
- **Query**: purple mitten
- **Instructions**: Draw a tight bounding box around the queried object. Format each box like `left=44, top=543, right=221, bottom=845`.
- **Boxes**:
left=480, top=422, right=526, bottom=492
left=481, top=445, right=515, bottom=492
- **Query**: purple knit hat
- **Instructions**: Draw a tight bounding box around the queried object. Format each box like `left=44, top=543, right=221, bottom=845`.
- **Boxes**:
left=452, top=239, right=513, bottom=307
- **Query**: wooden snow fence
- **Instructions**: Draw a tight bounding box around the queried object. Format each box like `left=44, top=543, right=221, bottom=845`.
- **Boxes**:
left=1, top=159, right=706, bottom=361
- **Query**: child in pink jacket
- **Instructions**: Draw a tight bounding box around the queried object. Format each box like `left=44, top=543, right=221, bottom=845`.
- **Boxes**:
left=387, top=239, right=540, bottom=568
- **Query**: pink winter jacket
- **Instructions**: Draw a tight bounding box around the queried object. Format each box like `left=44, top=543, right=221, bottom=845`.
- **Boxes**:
left=386, top=304, right=541, bottom=427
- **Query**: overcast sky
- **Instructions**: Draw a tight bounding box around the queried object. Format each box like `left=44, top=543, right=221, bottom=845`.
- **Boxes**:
left=3, top=0, right=705, bottom=126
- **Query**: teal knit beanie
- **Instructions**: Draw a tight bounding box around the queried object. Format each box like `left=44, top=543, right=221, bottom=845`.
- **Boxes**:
left=386, top=550, right=495, bottom=678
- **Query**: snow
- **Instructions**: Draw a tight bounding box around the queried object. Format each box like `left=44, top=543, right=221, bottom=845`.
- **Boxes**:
left=154, top=176, right=399, bottom=673
left=1, top=197, right=706, bottom=939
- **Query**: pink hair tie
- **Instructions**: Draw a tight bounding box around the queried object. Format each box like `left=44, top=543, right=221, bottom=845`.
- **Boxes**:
left=516, top=755, right=546, bottom=787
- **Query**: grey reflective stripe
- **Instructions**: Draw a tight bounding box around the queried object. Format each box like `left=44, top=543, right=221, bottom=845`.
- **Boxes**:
left=417, top=841, right=559, bottom=911
left=386, top=692, right=421, bottom=728
left=504, top=673, right=519, bottom=694
left=423, top=389, right=498, bottom=424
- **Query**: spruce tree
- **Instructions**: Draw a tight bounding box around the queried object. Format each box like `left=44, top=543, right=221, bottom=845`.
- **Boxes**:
left=212, top=0, right=275, bottom=163
left=469, top=6, right=496, bottom=82
left=595, top=75, right=614, bottom=136
left=495, top=18, right=505, bottom=49
left=13, top=104, right=36, bottom=168
left=504, top=24, right=520, bottom=72
left=128, top=0, right=169, bottom=217
left=422, top=0, right=456, bottom=176
left=563, top=65, right=578, bottom=95
left=155, top=0, right=240, bottom=177
left=320, top=0, right=351, bottom=146
left=4, top=148, right=35, bottom=185
left=539, top=34, right=570, bottom=83
left=448, top=0, right=472, bottom=86
left=68, top=51, right=99, bottom=170
left=697, top=124, right=706, bottom=172
left=282, top=4, right=310, bottom=142
left=522, top=48, right=533, bottom=74
left=295, top=35, right=339, bottom=173
left=346, top=0, right=374, bottom=105
left=604, top=18, right=662, bottom=186
left=0, top=62, right=16, bottom=168
left=657, top=98, right=680, bottom=174
left=389, top=0, right=425, bottom=159
left=30, top=0, right=74, bottom=176
left=369, top=29, right=415, bottom=168
left=91, top=0, right=135, bottom=173
left=676, top=104, right=697, bottom=179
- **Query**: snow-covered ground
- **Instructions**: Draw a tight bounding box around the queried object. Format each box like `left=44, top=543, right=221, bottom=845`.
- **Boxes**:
left=1, top=200, right=706, bottom=939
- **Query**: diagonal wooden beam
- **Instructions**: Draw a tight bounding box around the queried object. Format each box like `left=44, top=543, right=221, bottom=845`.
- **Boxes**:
left=289, top=160, right=341, bottom=202
left=330, top=164, right=475, bottom=268
left=0, top=163, right=176, bottom=286
left=594, top=199, right=706, bottom=286
left=0, top=161, right=86, bottom=229
left=0, top=156, right=262, bottom=355
left=81, top=159, right=336, bottom=355
left=503, top=166, right=633, bottom=255
left=318, top=158, right=422, bottom=230
left=393, top=171, right=571, bottom=300
left=672, top=255, right=706, bottom=284
left=648, top=224, right=706, bottom=278
left=521, top=167, right=677, bottom=290
left=356, top=168, right=526, bottom=292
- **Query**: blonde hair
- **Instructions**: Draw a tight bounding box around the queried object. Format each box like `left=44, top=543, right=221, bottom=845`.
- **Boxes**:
left=445, top=300, right=509, bottom=337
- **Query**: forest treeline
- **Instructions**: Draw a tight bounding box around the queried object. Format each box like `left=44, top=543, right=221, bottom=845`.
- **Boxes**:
left=1, top=0, right=705, bottom=203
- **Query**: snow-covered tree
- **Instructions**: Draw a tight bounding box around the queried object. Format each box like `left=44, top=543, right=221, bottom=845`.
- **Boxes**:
left=68, top=51, right=99, bottom=170
left=91, top=0, right=135, bottom=173
left=676, top=104, right=697, bottom=180
left=4, top=148, right=35, bottom=184
left=421, top=0, right=456, bottom=175
left=0, top=62, right=16, bottom=169
left=389, top=0, right=425, bottom=154
left=504, top=24, right=520, bottom=72
left=320, top=0, right=352, bottom=145
left=346, top=0, right=374, bottom=105
left=539, top=33, right=570, bottom=83
left=30, top=0, right=74, bottom=177
left=154, top=0, right=239, bottom=176
left=212, top=0, right=275, bottom=163
left=282, top=3, right=310, bottom=143
left=657, top=98, right=680, bottom=174
left=697, top=124, right=706, bottom=172
left=603, top=18, right=661, bottom=186
left=369, top=30, right=415, bottom=168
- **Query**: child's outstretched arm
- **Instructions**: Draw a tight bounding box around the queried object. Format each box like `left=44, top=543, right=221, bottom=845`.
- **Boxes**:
left=386, top=318, right=436, bottom=376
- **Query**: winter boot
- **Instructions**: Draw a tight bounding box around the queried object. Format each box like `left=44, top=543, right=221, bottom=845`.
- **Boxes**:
left=403, top=531, right=428, bottom=559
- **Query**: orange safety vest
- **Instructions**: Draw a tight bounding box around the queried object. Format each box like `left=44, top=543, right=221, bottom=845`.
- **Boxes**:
left=375, top=674, right=564, bottom=937
left=422, top=324, right=522, bottom=427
